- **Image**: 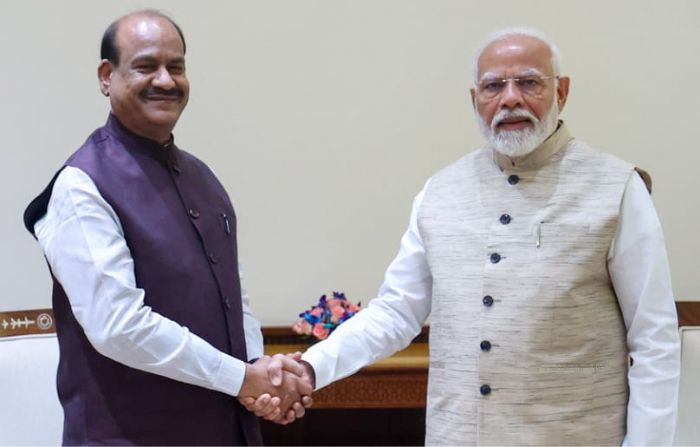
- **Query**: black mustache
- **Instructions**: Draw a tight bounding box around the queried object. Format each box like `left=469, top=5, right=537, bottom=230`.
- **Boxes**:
left=140, top=88, right=184, bottom=99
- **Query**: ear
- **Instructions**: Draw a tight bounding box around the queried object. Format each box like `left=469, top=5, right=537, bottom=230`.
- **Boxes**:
left=556, top=76, right=570, bottom=112
left=97, top=60, right=114, bottom=97
left=470, top=87, right=477, bottom=110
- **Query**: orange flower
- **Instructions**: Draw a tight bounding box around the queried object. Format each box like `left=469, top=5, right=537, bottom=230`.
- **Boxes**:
left=331, top=306, right=345, bottom=319
left=293, top=319, right=312, bottom=335
left=312, top=323, right=330, bottom=340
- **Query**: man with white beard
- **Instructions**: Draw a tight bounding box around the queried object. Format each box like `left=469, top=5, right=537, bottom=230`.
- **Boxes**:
left=250, top=27, right=681, bottom=445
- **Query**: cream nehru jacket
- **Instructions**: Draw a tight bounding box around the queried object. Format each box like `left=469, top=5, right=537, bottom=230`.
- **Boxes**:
left=418, top=122, right=635, bottom=446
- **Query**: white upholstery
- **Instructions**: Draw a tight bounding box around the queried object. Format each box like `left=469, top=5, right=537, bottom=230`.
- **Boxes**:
left=0, top=334, right=62, bottom=445
left=674, top=326, right=700, bottom=446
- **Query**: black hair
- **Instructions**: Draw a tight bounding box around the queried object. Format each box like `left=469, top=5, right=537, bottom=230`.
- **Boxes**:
left=100, top=10, right=186, bottom=65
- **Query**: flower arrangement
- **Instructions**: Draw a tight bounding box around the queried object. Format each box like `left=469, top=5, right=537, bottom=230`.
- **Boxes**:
left=292, top=292, right=361, bottom=341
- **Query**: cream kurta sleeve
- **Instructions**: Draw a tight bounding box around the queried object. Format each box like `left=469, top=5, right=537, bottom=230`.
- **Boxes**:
left=302, top=182, right=433, bottom=389
left=609, top=172, right=680, bottom=446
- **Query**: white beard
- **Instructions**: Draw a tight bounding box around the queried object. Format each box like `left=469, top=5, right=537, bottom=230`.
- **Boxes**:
left=478, top=97, right=560, bottom=158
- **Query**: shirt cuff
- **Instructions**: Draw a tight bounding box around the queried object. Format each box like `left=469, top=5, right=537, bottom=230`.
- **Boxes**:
left=211, top=353, right=246, bottom=397
left=245, top=333, right=264, bottom=362
left=301, top=346, right=334, bottom=391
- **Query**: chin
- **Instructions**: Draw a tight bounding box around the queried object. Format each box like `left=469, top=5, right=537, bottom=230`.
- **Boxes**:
left=492, top=132, right=543, bottom=158
left=145, top=110, right=182, bottom=126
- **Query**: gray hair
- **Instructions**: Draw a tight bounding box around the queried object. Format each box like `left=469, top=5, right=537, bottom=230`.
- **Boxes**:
left=472, top=27, right=561, bottom=84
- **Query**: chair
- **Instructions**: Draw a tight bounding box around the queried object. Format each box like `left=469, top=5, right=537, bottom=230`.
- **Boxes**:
left=674, top=326, right=700, bottom=445
left=0, top=333, right=63, bottom=445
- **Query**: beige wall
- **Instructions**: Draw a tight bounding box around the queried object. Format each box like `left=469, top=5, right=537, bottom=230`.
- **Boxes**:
left=2, top=0, right=698, bottom=324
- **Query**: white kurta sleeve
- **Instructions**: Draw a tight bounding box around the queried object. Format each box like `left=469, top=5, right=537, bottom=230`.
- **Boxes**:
left=608, top=172, right=681, bottom=446
left=302, top=181, right=433, bottom=389
left=239, top=265, right=264, bottom=361
left=34, top=166, right=250, bottom=396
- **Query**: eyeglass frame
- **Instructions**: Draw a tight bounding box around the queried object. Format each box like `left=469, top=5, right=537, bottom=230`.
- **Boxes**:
left=475, top=74, right=560, bottom=100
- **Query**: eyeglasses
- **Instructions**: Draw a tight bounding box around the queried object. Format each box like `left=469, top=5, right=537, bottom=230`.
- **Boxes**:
left=476, top=75, right=558, bottom=100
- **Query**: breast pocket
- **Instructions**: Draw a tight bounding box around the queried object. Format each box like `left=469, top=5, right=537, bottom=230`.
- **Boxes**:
left=535, top=222, right=604, bottom=269
left=533, top=222, right=615, bottom=355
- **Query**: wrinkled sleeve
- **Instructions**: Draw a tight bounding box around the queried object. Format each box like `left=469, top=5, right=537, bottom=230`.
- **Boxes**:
left=239, top=265, right=264, bottom=361
left=302, top=180, right=433, bottom=389
left=608, top=172, right=680, bottom=446
left=35, top=166, right=248, bottom=396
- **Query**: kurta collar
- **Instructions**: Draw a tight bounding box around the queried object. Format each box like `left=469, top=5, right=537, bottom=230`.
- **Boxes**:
left=105, top=113, right=178, bottom=166
left=491, top=120, right=573, bottom=171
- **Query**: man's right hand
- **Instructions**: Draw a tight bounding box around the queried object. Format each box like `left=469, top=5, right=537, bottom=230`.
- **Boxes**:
left=237, top=354, right=313, bottom=422
left=238, top=353, right=315, bottom=424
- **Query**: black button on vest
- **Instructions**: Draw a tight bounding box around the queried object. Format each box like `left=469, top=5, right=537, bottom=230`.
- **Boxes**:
left=188, top=208, right=200, bottom=219
left=483, top=296, right=494, bottom=307
left=500, top=214, right=511, bottom=225
left=508, top=174, right=519, bottom=185
left=490, top=253, right=501, bottom=264
left=480, top=384, right=492, bottom=395
left=480, top=340, right=492, bottom=351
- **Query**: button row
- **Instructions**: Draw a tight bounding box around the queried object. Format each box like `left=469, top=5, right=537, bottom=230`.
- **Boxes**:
left=484, top=179, right=509, bottom=399
left=482, top=158, right=504, bottom=404
left=481, top=288, right=494, bottom=397
left=186, top=205, right=233, bottom=314
left=189, top=210, right=224, bottom=267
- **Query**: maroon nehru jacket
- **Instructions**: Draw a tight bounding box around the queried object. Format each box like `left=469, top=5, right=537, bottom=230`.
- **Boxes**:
left=24, top=114, right=262, bottom=445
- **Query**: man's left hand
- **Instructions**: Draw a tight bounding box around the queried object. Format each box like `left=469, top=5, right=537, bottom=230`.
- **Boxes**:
left=238, top=352, right=314, bottom=424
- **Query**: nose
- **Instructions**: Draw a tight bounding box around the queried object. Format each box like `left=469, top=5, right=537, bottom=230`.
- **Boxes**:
left=499, top=79, right=524, bottom=109
left=152, top=66, right=176, bottom=90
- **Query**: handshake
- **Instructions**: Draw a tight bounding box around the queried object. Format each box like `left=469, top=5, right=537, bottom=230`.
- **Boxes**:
left=237, top=352, right=315, bottom=425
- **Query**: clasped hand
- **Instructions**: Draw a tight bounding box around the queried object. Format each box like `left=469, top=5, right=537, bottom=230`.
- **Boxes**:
left=238, top=352, right=315, bottom=425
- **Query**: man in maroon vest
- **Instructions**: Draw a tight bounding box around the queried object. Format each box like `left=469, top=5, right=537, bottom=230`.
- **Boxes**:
left=23, top=10, right=310, bottom=445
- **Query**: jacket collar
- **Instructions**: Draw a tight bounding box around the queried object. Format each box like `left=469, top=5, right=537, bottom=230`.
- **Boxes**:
left=104, top=113, right=178, bottom=166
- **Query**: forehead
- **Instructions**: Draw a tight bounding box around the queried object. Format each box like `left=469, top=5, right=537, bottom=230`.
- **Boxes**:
left=115, top=15, right=184, bottom=61
left=477, top=36, right=552, bottom=78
